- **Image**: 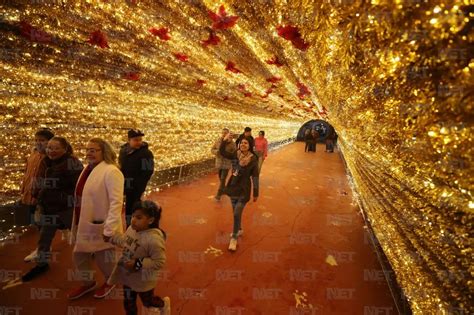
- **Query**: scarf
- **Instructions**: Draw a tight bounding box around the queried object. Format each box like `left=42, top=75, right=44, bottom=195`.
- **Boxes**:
left=237, top=150, right=253, bottom=167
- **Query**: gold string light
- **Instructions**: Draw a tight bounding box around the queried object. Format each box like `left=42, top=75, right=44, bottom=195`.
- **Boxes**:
left=0, top=0, right=472, bottom=313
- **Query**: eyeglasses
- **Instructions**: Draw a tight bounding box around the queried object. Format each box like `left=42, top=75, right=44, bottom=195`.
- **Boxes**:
left=85, top=148, right=102, bottom=154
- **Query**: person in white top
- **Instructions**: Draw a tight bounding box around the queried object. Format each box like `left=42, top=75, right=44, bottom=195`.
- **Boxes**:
left=67, top=138, right=124, bottom=300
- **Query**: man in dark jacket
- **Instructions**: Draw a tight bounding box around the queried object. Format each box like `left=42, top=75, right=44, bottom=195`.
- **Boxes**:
left=119, top=129, right=154, bottom=226
left=235, top=127, right=255, bottom=152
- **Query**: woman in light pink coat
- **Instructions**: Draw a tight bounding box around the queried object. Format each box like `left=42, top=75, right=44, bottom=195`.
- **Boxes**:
left=68, top=138, right=124, bottom=300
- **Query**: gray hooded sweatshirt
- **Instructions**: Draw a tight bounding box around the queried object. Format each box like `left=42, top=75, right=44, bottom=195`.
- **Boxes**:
left=108, top=226, right=166, bottom=292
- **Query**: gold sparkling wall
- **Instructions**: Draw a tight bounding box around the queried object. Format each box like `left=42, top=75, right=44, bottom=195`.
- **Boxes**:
left=0, top=0, right=472, bottom=314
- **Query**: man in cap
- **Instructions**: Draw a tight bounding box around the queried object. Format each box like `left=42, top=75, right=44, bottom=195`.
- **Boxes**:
left=119, top=129, right=154, bottom=226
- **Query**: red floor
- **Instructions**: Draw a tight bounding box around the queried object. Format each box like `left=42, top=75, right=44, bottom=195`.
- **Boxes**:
left=0, top=143, right=396, bottom=315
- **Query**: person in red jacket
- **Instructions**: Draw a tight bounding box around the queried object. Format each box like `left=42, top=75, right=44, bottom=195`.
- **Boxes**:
left=254, top=130, right=268, bottom=174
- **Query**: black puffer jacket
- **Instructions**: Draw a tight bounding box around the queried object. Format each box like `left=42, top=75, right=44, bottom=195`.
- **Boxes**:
left=37, top=154, right=83, bottom=227
left=219, top=140, right=259, bottom=203
left=119, top=142, right=154, bottom=193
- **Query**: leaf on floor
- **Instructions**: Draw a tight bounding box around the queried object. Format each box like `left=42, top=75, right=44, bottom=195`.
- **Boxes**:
left=204, top=246, right=223, bottom=257
left=293, top=290, right=313, bottom=309
left=325, top=254, right=338, bottom=266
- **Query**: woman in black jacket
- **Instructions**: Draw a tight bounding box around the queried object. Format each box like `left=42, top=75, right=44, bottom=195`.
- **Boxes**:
left=21, top=136, right=83, bottom=281
left=219, top=134, right=259, bottom=252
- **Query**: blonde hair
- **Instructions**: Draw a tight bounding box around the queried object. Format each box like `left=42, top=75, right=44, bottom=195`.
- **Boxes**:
left=88, top=138, right=117, bottom=165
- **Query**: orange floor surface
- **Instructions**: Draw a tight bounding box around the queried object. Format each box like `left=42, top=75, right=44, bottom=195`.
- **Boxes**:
left=0, top=143, right=396, bottom=315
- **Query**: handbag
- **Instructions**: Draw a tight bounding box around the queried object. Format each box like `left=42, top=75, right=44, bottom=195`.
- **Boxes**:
left=223, top=170, right=244, bottom=197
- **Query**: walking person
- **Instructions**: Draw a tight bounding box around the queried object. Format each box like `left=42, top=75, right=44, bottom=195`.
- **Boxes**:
left=235, top=127, right=255, bottom=151
left=219, top=134, right=259, bottom=252
left=21, top=137, right=83, bottom=281
left=310, top=129, right=319, bottom=152
left=119, top=129, right=154, bottom=226
left=104, top=200, right=170, bottom=315
left=304, top=129, right=311, bottom=153
left=254, top=130, right=268, bottom=174
left=20, top=128, right=55, bottom=262
left=68, top=138, right=124, bottom=300
left=211, top=128, right=236, bottom=201
left=325, top=129, right=336, bottom=153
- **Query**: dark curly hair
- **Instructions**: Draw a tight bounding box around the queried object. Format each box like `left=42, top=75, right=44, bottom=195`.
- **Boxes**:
left=132, top=200, right=166, bottom=238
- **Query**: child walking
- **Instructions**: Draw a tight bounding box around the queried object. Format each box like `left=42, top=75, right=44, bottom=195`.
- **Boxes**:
left=104, top=200, right=170, bottom=315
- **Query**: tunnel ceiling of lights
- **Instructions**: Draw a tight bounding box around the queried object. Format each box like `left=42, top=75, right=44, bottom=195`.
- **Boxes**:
left=0, top=0, right=472, bottom=314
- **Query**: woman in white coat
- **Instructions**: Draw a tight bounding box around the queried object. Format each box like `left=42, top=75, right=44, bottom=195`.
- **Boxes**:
left=68, top=138, right=124, bottom=300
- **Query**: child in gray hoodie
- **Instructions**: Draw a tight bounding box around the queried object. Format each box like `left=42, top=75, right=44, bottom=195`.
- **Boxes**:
left=104, top=200, right=170, bottom=315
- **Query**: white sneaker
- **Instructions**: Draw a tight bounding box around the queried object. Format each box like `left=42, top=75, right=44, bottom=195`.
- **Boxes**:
left=229, top=229, right=244, bottom=238
left=24, top=248, right=38, bottom=262
left=161, top=296, right=171, bottom=315
left=228, top=238, right=238, bottom=251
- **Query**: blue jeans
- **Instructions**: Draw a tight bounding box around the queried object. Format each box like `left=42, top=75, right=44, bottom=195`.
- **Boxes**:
left=230, top=198, right=246, bottom=239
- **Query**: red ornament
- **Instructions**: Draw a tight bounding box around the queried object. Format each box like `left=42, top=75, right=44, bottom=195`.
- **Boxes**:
left=265, top=55, right=284, bottom=67
left=201, top=30, right=221, bottom=47
left=297, top=82, right=311, bottom=99
left=149, top=27, right=171, bottom=41
left=196, top=79, right=206, bottom=87
left=276, top=25, right=309, bottom=51
left=123, top=72, right=140, bottom=81
left=208, top=5, right=239, bottom=30
left=223, top=95, right=230, bottom=101
left=266, top=76, right=282, bottom=83
left=19, top=21, right=52, bottom=43
left=243, top=92, right=252, bottom=97
left=174, top=52, right=189, bottom=62
left=225, top=61, right=241, bottom=73
left=237, top=83, right=246, bottom=91
left=88, top=30, right=109, bottom=48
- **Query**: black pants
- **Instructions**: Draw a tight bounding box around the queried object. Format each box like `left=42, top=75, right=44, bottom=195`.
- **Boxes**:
left=36, top=214, right=66, bottom=266
left=125, top=190, right=144, bottom=226
left=326, top=140, right=334, bottom=152
left=216, top=169, right=229, bottom=198
left=123, top=285, right=164, bottom=315
left=15, top=203, right=38, bottom=227
left=304, top=142, right=310, bottom=152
